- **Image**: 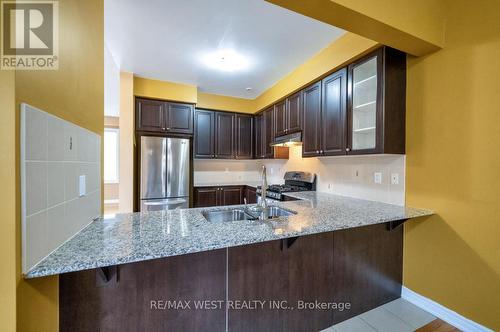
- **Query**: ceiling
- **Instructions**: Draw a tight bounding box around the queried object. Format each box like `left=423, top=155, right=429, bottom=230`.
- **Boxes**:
left=105, top=0, right=345, bottom=99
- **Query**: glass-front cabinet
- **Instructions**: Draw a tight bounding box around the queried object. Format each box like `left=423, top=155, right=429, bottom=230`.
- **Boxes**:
left=348, top=50, right=382, bottom=153
left=347, top=47, right=406, bottom=155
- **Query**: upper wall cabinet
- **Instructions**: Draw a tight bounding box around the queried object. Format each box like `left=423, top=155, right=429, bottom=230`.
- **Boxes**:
left=136, top=98, right=194, bottom=134
left=262, top=106, right=275, bottom=159
left=235, top=114, right=254, bottom=159
left=301, top=46, right=406, bottom=157
left=347, top=47, right=406, bottom=155
left=302, top=81, right=322, bottom=157
left=194, top=109, right=215, bottom=158
left=194, top=109, right=253, bottom=160
left=275, top=92, right=303, bottom=137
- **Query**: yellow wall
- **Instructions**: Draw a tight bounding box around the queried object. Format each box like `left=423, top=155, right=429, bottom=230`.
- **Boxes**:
left=253, top=32, right=377, bottom=111
left=197, top=92, right=254, bottom=114
left=12, top=0, right=104, bottom=331
left=266, top=0, right=445, bottom=56
left=0, top=71, right=16, bottom=332
left=119, top=72, right=135, bottom=212
left=134, top=76, right=197, bottom=103
left=404, top=0, right=500, bottom=329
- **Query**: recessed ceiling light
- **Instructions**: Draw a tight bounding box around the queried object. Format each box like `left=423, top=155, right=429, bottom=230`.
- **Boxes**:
left=246, top=87, right=252, bottom=91
left=202, top=49, right=250, bottom=72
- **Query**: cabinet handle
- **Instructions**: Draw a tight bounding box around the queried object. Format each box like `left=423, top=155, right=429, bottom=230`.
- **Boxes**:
left=167, top=127, right=171, bottom=130
left=316, top=150, right=319, bottom=153
left=320, top=150, right=324, bottom=154
left=162, top=127, right=166, bottom=130
left=346, top=148, right=351, bottom=152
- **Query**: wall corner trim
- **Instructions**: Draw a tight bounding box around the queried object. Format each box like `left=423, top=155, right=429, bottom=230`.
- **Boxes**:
left=401, top=287, right=493, bottom=332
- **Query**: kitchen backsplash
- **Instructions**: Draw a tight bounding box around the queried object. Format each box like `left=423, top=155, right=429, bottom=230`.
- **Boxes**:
left=194, top=146, right=405, bottom=205
left=21, top=104, right=101, bottom=273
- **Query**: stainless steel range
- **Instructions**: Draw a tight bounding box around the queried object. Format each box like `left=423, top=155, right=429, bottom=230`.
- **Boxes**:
left=256, top=171, right=316, bottom=201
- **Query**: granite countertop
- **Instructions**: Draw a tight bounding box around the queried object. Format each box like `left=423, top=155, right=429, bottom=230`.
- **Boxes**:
left=25, top=192, right=433, bottom=279
left=194, top=181, right=260, bottom=188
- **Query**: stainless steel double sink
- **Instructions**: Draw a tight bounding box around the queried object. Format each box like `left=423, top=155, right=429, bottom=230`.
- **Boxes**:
left=202, top=206, right=296, bottom=223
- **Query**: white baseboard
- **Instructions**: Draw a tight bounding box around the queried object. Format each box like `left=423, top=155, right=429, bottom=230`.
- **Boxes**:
left=401, top=287, right=493, bottom=332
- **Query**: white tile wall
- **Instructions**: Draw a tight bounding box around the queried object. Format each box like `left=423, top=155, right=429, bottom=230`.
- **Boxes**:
left=21, top=103, right=101, bottom=274
left=195, top=146, right=406, bottom=205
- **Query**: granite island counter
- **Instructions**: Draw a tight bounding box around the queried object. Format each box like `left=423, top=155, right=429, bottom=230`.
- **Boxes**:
left=34, top=192, right=432, bottom=331
left=26, top=192, right=431, bottom=278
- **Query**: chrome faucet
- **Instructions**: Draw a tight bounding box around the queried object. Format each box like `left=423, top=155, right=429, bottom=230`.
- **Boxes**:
left=258, top=165, right=268, bottom=210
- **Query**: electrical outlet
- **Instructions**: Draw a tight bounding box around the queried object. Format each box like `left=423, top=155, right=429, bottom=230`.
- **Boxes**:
left=391, top=173, right=399, bottom=185
left=374, top=172, right=382, bottom=184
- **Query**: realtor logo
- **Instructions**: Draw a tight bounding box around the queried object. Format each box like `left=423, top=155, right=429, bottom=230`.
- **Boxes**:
left=1, top=1, right=58, bottom=70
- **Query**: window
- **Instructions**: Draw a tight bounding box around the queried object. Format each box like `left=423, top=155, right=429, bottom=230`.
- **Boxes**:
left=104, top=128, right=119, bottom=183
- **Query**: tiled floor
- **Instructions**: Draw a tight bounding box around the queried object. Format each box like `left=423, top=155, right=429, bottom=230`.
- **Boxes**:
left=322, top=298, right=437, bottom=332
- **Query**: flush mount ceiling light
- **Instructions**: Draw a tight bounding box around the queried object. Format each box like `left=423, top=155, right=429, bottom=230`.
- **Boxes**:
left=202, top=49, right=250, bottom=72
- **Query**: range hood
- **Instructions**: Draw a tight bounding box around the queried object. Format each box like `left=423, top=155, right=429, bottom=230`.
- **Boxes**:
left=270, top=131, right=302, bottom=147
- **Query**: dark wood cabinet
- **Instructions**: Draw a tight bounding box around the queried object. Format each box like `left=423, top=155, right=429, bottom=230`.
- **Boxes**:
left=263, top=106, right=275, bottom=158
left=244, top=186, right=257, bottom=204
left=136, top=98, right=165, bottom=132
left=302, top=81, right=322, bottom=157
left=195, top=110, right=256, bottom=160
left=166, top=102, right=194, bottom=134
left=194, top=109, right=215, bottom=158
left=220, top=186, right=243, bottom=206
left=194, top=185, right=249, bottom=207
left=302, top=68, right=347, bottom=157
left=228, top=232, right=335, bottom=332
left=286, top=91, right=302, bottom=133
left=193, top=187, right=219, bottom=208
left=235, top=114, right=253, bottom=159
left=136, top=98, right=193, bottom=134
left=215, top=112, right=235, bottom=159
left=228, top=240, right=288, bottom=332
left=347, top=47, right=406, bottom=155
left=333, top=223, right=403, bottom=323
left=286, top=232, right=335, bottom=331
left=274, top=92, right=303, bottom=138
left=254, top=113, right=263, bottom=158
left=274, top=100, right=287, bottom=137
left=322, top=68, right=347, bottom=156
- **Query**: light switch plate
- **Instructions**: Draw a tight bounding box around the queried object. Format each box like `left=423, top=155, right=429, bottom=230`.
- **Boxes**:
left=374, top=172, right=382, bottom=184
left=79, top=175, right=86, bottom=197
left=391, top=173, right=399, bottom=185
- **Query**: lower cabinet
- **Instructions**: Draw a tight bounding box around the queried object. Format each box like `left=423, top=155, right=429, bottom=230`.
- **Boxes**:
left=228, top=232, right=335, bottom=332
left=193, top=185, right=256, bottom=207
left=59, top=224, right=403, bottom=331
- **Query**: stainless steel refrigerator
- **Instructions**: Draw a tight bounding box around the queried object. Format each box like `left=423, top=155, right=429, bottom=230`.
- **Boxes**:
left=140, top=136, right=190, bottom=212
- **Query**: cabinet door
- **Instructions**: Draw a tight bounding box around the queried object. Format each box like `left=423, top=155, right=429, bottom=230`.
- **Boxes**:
left=333, top=224, right=403, bottom=323
left=347, top=50, right=382, bottom=154
left=286, top=91, right=302, bottom=133
left=166, top=102, right=193, bottom=134
left=193, top=187, right=219, bottom=207
left=245, top=186, right=257, bottom=204
left=235, top=114, right=253, bottom=159
left=228, top=240, right=288, bottom=332
left=254, top=114, right=263, bottom=159
left=262, top=107, right=274, bottom=158
left=274, top=100, right=287, bottom=137
left=136, top=98, right=165, bottom=132
left=220, top=186, right=243, bottom=206
left=322, top=68, right=347, bottom=156
left=302, top=82, right=322, bottom=157
left=286, top=232, right=335, bottom=331
left=194, top=109, right=215, bottom=159
left=215, top=112, right=235, bottom=159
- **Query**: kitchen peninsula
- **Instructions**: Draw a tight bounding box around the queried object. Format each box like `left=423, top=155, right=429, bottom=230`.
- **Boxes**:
left=27, top=192, right=431, bottom=331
